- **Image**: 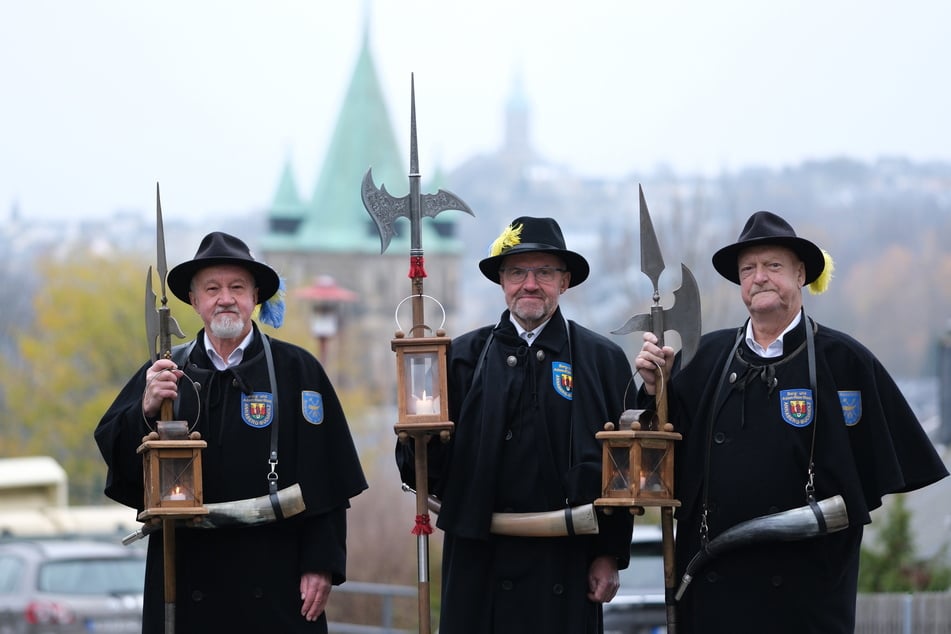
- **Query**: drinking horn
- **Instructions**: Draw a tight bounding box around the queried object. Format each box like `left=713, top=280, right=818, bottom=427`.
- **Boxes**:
left=401, top=483, right=600, bottom=537
left=122, top=483, right=306, bottom=545
left=675, top=495, right=848, bottom=600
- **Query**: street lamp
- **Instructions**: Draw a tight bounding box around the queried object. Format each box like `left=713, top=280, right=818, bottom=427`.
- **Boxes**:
left=294, top=275, right=358, bottom=363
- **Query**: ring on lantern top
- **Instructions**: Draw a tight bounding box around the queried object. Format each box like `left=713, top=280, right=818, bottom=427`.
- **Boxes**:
left=394, top=294, right=447, bottom=336
left=141, top=369, right=203, bottom=437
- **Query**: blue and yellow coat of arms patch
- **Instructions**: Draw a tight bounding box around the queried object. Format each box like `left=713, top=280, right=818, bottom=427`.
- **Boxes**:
left=838, top=390, right=862, bottom=426
left=302, top=390, right=324, bottom=425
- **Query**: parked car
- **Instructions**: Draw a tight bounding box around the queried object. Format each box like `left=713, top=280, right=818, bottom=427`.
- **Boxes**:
left=603, top=523, right=668, bottom=634
left=0, top=538, right=145, bottom=634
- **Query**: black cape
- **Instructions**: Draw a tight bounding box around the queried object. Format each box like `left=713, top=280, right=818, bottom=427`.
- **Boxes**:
left=95, top=326, right=367, bottom=634
left=642, top=318, right=948, bottom=634
left=398, top=309, right=635, bottom=634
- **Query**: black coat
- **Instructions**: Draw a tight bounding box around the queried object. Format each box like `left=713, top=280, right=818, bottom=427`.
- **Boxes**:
left=398, top=309, right=635, bottom=634
left=645, top=317, right=948, bottom=634
left=95, top=326, right=367, bottom=634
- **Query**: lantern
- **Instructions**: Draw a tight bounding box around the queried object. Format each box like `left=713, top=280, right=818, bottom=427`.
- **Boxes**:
left=137, top=420, right=209, bottom=521
left=595, top=409, right=681, bottom=513
left=392, top=330, right=453, bottom=439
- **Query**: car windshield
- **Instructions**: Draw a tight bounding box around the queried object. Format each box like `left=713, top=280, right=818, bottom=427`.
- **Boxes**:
left=618, top=541, right=665, bottom=592
left=38, top=557, right=145, bottom=595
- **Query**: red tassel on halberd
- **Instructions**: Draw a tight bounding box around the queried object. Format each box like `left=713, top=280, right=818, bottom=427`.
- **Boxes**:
left=412, top=514, right=434, bottom=535
left=408, top=255, right=428, bottom=279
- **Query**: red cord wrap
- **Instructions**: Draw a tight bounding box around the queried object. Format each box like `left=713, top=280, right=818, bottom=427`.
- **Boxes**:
left=408, top=255, right=428, bottom=279
left=412, top=513, right=434, bottom=535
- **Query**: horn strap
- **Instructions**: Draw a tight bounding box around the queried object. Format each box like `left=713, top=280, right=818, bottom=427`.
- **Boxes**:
left=261, top=333, right=284, bottom=521
left=564, top=506, right=576, bottom=537
left=803, top=308, right=819, bottom=502
left=807, top=496, right=827, bottom=534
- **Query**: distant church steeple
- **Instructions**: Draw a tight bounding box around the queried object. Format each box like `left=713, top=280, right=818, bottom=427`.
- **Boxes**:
left=267, top=151, right=306, bottom=235
left=504, top=69, right=533, bottom=161
left=262, top=11, right=403, bottom=253
left=262, top=10, right=462, bottom=255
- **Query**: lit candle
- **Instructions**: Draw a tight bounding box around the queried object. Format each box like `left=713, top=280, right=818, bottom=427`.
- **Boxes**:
left=164, top=485, right=187, bottom=501
left=414, top=391, right=436, bottom=415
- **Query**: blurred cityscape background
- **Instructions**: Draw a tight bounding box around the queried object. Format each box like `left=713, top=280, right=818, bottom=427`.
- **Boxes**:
left=1, top=3, right=950, bottom=631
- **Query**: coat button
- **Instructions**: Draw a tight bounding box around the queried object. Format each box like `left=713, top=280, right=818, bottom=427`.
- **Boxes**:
left=501, top=580, right=514, bottom=591
left=705, top=571, right=719, bottom=583
left=504, top=430, right=513, bottom=441
left=552, top=584, right=564, bottom=595
left=190, top=590, right=204, bottom=602
left=771, top=575, right=783, bottom=587
left=507, top=355, right=517, bottom=367
left=713, top=432, right=726, bottom=444
left=536, top=350, right=546, bottom=361
left=252, top=587, right=264, bottom=598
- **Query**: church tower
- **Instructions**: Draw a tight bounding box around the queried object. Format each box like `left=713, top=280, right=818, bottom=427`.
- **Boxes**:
left=260, top=16, right=469, bottom=397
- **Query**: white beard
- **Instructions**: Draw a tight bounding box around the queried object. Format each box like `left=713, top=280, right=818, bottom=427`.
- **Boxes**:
left=210, top=313, right=245, bottom=339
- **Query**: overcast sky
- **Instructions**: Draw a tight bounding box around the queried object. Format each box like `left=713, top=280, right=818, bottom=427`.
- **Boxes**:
left=2, top=1, right=949, bottom=222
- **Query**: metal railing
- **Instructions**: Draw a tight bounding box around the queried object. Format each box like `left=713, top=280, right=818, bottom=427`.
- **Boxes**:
left=855, top=592, right=951, bottom=634
left=328, top=580, right=416, bottom=634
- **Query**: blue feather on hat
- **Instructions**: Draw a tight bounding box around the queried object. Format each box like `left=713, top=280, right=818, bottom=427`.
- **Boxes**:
left=258, top=277, right=286, bottom=328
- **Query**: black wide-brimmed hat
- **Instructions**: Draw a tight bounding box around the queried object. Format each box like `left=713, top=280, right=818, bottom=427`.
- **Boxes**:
left=478, top=216, right=589, bottom=287
left=712, top=211, right=825, bottom=285
left=167, top=232, right=280, bottom=304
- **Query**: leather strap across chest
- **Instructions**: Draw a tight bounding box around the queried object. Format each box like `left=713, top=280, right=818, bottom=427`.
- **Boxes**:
left=173, top=333, right=284, bottom=520
left=698, top=310, right=820, bottom=545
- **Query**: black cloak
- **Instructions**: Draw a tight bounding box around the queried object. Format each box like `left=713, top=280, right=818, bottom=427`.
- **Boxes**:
left=95, top=325, right=367, bottom=634
left=398, top=308, right=635, bottom=634
left=643, top=317, right=948, bottom=634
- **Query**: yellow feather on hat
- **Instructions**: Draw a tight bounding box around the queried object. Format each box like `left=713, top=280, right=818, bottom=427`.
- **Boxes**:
left=808, top=250, right=834, bottom=295
left=489, top=222, right=523, bottom=257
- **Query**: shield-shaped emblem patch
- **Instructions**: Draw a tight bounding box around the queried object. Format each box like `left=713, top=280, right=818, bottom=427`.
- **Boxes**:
left=838, top=390, right=862, bottom=426
left=241, top=392, right=274, bottom=428
left=551, top=361, right=573, bottom=401
left=780, top=389, right=813, bottom=427
left=302, top=390, right=324, bottom=425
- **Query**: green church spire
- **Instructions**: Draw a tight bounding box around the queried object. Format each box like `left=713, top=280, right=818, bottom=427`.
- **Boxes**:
left=262, top=15, right=464, bottom=255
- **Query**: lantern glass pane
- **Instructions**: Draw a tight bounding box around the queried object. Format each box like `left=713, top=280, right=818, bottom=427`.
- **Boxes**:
left=608, top=445, right=631, bottom=492
left=160, top=457, right=197, bottom=501
left=640, top=444, right=672, bottom=497
left=403, top=351, right=440, bottom=415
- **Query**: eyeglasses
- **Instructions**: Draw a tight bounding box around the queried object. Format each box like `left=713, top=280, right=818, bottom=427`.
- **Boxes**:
left=499, top=266, right=567, bottom=284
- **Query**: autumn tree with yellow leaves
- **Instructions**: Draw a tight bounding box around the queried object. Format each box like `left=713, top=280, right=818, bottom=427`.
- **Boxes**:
left=0, top=250, right=201, bottom=502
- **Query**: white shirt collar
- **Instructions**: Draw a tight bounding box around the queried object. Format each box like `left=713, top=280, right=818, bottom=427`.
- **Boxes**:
left=204, top=329, right=254, bottom=371
left=510, top=314, right=551, bottom=346
left=745, top=311, right=802, bottom=359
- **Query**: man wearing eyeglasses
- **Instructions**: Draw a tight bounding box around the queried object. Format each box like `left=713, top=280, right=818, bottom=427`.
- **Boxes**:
left=397, top=217, right=634, bottom=634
